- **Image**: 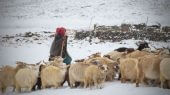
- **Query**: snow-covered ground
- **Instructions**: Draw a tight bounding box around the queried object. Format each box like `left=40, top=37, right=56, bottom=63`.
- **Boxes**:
left=4, top=81, right=170, bottom=95
left=0, top=0, right=170, bottom=95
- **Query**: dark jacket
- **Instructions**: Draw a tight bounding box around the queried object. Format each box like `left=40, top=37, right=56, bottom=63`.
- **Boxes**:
left=49, top=34, right=72, bottom=65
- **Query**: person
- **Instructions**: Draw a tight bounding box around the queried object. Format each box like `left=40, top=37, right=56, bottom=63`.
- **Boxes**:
left=49, top=27, right=72, bottom=65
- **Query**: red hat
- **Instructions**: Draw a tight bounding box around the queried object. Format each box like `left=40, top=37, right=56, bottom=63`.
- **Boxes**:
left=56, top=27, right=66, bottom=36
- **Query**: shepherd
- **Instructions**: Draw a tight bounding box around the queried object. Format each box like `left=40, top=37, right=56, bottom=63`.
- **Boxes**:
left=49, top=27, right=72, bottom=65
left=32, top=27, right=72, bottom=90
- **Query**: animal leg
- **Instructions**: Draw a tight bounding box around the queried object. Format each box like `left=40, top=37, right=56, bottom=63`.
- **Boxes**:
left=69, top=75, right=75, bottom=88
left=15, top=84, right=21, bottom=93
left=1, top=86, right=6, bottom=93
left=84, top=79, right=88, bottom=88
left=160, top=73, right=166, bottom=88
left=120, top=69, right=126, bottom=83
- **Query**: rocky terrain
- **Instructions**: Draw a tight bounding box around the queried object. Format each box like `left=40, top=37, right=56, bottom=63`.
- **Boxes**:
left=0, top=31, right=54, bottom=46
left=75, top=24, right=170, bottom=42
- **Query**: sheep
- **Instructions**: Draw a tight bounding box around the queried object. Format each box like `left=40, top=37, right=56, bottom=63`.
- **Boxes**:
left=84, top=64, right=108, bottom=89
left=0, top=66, right=16, bottom=93
left=104, top=50, right=151, bottom=81
left=119, top=58, right=140, bottom=87
left=15, top=62, right=40, bottom=92
left=136, top=50, right=169, bottom=87
left=0, top=62, right=27, bottom=93
left=85, top=57, right=118, bottom=81
left=40, top=65, right=67, bottom=89
left=69, top=62, right=90, bottom=88
left=15, top=68, right=38, bottom=92
left=105, top=45, right=150, bottom=61
left=104, top=51, right=126, bottom=62
left=137, top=54, right=162, bottom=86
left=41, top=57, right=70, bottom=87
left=160, top=58, right=170, bottom=89
left=48, top=56, right=70, bottom=87
left=15, top=61, right=43, bottom=91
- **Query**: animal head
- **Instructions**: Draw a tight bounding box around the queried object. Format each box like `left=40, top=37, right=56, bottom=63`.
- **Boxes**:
left=53, top=56, right=64, bottom=63
left=137, top=42, right=150, bottom=51
left=98, top=64, right=108, bottom=73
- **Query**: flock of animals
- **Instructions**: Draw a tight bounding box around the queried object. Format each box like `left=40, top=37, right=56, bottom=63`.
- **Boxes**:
left=0, top=42, right=170, bottom=93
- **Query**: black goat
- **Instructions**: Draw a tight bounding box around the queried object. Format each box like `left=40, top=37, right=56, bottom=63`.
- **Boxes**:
left=137, top=42, right=149, bottom=51
left=114, top=47, right=135, bottom=53
left=115, top=42, right=149, bottom=52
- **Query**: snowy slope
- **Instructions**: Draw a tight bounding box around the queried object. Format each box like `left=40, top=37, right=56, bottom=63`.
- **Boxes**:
left=0, top=0, right=170, bottom=34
